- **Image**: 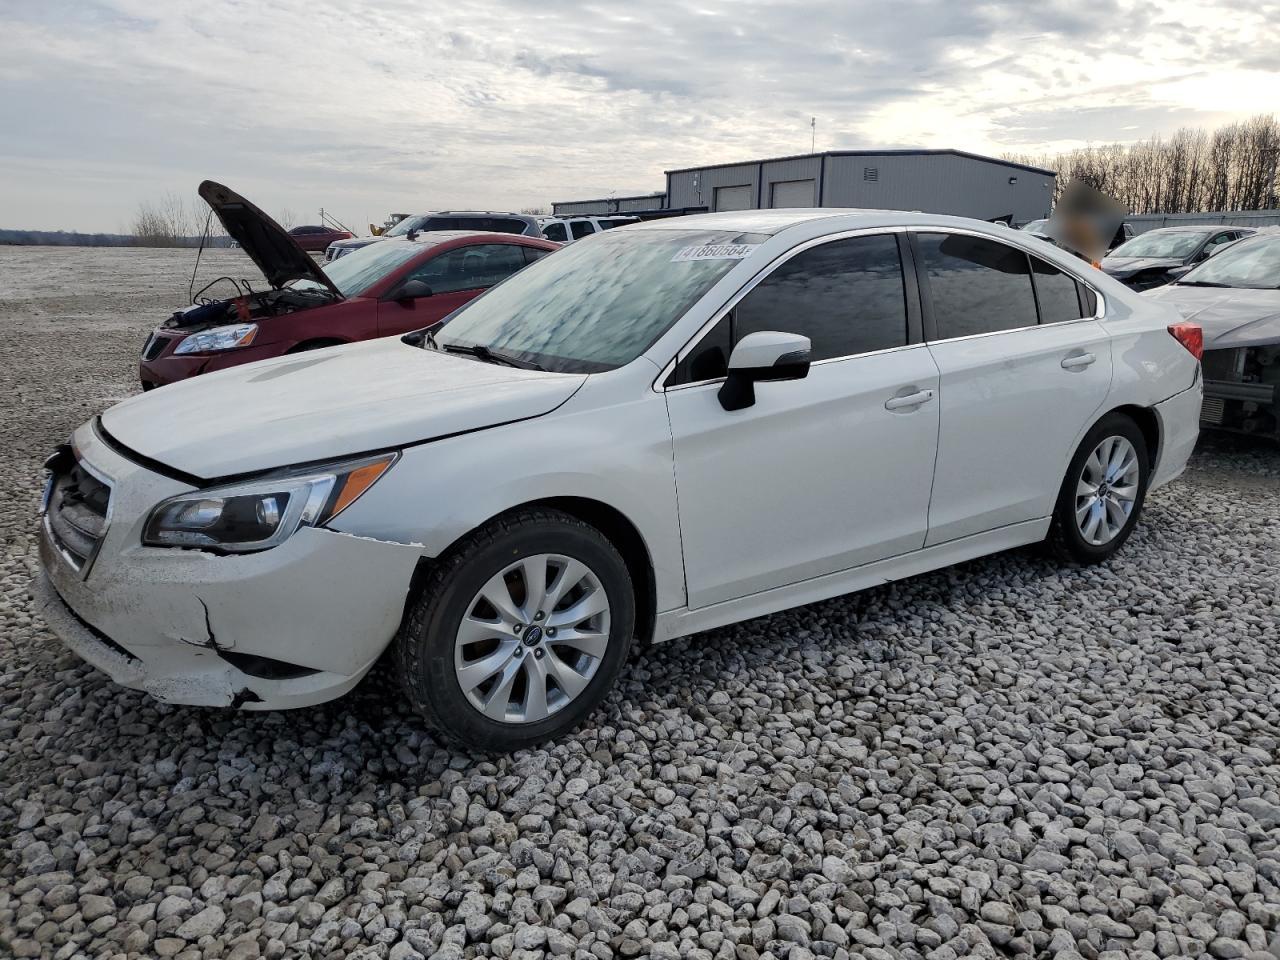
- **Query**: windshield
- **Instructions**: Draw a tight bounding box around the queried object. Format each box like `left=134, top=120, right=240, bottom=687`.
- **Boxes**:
left=1110, top=231, right=1205, bottom=259
left=1177, top=234, right=1280, bottom=288
left=436, top=229, right=767, bottom=373
left=292, top=240, right=422, bottom=297
left=384, top=215, right=431, bottom=237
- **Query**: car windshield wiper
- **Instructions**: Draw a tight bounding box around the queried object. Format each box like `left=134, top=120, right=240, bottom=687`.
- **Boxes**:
left=1174, top=280, right=1231, bottom=287
left=441, top=341, right=545, bottom=371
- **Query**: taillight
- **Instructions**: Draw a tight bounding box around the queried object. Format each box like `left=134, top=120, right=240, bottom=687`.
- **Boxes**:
left=1168, top=322, right=1203, bottom=362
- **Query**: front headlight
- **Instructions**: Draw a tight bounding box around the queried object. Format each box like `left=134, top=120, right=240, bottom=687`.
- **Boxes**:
left=143, top=453, right=397, bottom=552
left=173, top=323, right=258, bottom=355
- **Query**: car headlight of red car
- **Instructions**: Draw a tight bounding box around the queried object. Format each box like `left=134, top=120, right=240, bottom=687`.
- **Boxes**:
left=173, top=323, right=258, bottom=355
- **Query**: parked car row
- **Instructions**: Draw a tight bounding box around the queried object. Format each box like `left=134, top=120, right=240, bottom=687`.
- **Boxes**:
left=1145, top=230, right=1280, bottom=441
left=37, top=189, right=1207, bottom=750
left=324, top=211, right=544, bottom=262
left=537, top=215, right=639, bottom=243
left=1102, top=225, right=1256, bottom=290
left=139, top=184, right=559, bottom=389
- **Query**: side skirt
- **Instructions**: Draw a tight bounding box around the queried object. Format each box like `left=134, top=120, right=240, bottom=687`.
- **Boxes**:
left=652, top=518, right=1050, bottom=643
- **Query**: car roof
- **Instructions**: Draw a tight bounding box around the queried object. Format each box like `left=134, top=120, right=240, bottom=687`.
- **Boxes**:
left=1138, top=225, right=1233, bottom=235
left=626, top=208, right=1025, bottom=236
left=379, top=230, right=552, bottom=248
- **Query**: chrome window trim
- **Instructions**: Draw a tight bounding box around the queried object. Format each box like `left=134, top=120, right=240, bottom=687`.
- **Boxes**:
left=663, top=341, right=932, bottom=393
left=654, top=226, right=910, bottom=392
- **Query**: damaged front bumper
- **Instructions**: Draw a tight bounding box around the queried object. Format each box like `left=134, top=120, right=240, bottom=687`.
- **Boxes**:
left=33, top=423, right=424, bottom=710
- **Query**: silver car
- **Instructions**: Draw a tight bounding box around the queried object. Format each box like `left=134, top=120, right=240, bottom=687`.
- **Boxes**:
left=1145, top=231, right=1280, bottom=441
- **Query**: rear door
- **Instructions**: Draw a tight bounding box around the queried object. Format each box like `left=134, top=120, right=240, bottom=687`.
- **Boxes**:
left=915, top=231, right=1113, bottom=545
left=377, top=243, right=531, bottom=335
left=665, top=232, right=941, bottom=608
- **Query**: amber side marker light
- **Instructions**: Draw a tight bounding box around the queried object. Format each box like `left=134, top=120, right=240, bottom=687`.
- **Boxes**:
left=1168, top=322, right=1204, bottom=362
left=329, top=455, right=397, bottom=519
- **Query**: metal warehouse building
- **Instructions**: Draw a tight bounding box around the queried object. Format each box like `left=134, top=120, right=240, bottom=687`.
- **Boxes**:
left=554, top=149, right=1056, bottom=224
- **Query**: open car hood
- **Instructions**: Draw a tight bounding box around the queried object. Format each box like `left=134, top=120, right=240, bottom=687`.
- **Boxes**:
left=199, top=180, right=342, bottom=297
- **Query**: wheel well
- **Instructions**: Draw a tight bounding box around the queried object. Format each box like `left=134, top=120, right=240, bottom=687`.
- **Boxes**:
left=286, top=338, right=346, bottom=353
left=1111, top=404, right=1161, bottom=468
left=526, top=497, right=657, bottom=647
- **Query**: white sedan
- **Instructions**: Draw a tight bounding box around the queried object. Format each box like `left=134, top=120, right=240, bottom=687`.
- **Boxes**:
left=35, top=210, right=1203, bottom=751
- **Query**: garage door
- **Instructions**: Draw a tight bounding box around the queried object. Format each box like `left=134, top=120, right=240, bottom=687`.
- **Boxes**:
left=714, top=185, right=754, bottom=211
left=771, top=179, right=816, bottom=208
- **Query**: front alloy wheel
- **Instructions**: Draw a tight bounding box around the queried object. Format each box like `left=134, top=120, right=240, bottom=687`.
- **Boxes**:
left=454, top=554, right=611, bottom=723
left=394, top=508, right=635, bottom=751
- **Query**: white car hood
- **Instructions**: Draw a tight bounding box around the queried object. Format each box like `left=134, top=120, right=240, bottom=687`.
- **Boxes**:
left=102, top=338, right=586, bottom=479
left=1144, top=285, right=1280, bottom=350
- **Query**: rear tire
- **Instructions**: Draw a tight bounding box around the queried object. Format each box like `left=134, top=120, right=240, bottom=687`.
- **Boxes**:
left=393, top=509, right=635, bottom=752
left=1046, top=412, right=1150, bottom=565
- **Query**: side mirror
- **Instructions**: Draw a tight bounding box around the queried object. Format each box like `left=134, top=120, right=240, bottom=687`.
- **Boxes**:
left=718, top=331, right=811, bottom=411
left=393, top=279, right=433, bottom=302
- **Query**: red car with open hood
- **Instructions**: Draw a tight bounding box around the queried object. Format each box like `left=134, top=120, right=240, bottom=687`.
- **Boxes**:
left=139, top=182, right=558, bottom=389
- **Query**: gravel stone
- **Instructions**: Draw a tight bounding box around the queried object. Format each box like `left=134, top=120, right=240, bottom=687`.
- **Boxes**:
left=1, top=248, right=1279, bottom=960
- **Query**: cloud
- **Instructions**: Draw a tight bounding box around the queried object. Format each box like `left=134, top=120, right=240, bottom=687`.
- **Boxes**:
left=0, top=0, right=1275, bottom=231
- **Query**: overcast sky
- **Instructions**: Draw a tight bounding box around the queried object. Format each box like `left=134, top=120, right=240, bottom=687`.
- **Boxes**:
left=2, top=0, right=1277, bottom=233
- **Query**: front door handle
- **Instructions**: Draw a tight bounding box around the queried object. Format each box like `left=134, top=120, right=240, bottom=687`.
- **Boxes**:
left=1061, top=352, right=1097, bottom=370
left=885, top=388, right=935, bottom=410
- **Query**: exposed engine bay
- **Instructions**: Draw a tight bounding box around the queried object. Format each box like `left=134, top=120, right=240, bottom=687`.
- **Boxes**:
left=162, top=279, right=339, bottom=334
left=1202, top=345, right=1280, bottom=440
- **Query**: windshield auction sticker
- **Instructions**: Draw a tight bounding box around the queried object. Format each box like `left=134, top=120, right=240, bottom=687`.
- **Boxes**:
left=671, top=243, right=757, bottom=262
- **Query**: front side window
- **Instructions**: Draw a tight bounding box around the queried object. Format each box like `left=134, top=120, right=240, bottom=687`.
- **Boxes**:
left=384, top=215, right=432, bottom=237
left=570, top=221, right=595, bottom=240
left=1030, top=256, right=1084, bottom=325
left=542, top=222, right=567, bottom=242
left=736, top=234, right=907, bottom=361
left=917, top=232, right=1037, bottom=339
left=669, top=234, right=908, bottom=384
left=436, top=229, right=766, bottom=372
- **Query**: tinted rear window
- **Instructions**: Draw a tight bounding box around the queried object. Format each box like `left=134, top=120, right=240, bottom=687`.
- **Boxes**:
left=917, top=233, right=1038, bottom=339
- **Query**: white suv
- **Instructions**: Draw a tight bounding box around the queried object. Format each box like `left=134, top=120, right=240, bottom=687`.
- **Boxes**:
left=540, top=215, right=638, bottom=243
left=35, top=210, right=1203, bottom=751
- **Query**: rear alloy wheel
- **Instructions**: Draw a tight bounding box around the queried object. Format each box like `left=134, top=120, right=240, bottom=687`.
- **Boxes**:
left=394, top=509, right=634, bottom=751
left=1047, top=413, right=1150, bottom=564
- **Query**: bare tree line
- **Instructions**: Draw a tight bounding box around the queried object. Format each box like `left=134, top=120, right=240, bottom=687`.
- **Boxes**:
left=1005, top=114, right=1280, bottom=214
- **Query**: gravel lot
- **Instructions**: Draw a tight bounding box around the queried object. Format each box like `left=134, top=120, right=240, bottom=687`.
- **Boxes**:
left=2, top=245, right=1278, bottom=960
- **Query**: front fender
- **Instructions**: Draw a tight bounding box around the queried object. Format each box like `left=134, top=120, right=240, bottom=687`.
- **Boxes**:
left=328, top=390, right=686, bottom=613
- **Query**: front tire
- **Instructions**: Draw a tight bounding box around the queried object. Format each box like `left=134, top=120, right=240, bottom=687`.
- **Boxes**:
left=1047, top=412, right=1150, bottom=564
left=393, top=509, right=635, bottom=752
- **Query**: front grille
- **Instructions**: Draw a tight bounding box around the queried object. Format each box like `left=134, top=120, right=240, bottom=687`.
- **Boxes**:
left=1202, top=348, right=1243, bottom=382
left=1200, top=396, right=1226, bottom=425
left=44, top=452, right=112, bottom=575
left=142, top=333, right=172, bottom=361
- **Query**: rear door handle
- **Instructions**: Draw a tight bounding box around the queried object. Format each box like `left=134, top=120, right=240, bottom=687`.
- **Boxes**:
left=885, top=388, right=935, bottom=410
left=1061, top=352, right=1096, bottom=370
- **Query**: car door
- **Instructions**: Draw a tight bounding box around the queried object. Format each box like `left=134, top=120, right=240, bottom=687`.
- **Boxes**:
left=665, top=232, right=942, bottom=609
left=377, top=243, right=529, bottom=336
left=914, top=231, right=1113, bottom=546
